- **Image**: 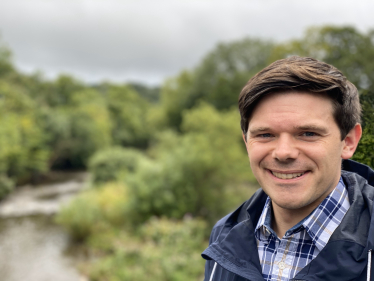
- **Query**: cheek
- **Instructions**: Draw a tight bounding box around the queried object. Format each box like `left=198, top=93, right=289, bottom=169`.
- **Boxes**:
left=247, top=145, right=269, bottom=169
left=303, top=143, right=343, bottom=170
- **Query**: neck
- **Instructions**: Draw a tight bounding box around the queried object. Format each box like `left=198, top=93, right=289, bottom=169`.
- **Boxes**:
left=271, top=204, right=311, bottom=238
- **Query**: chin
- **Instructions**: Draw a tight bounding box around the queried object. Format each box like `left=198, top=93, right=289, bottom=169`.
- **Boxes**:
left=273, top=198, right=311, bottom=211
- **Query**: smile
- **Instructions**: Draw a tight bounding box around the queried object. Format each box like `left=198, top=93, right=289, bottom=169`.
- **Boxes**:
left=270, top=171, right=306, bottom=179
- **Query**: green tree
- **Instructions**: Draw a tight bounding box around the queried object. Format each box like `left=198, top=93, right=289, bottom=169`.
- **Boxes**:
left=105, top=84, right=151, bottom=148
left=88, top=147, right=145, bottom=185
left=0, top=80, right=49, bottom=182
left=125, top=103, right=257, bottom=225
left=0, top=36, right=14, bottom=78
left=43, top=88, right=112, bottom=168
left=161, top=39, right=274, bottom=130
left=128, top=82, right=160, bottom=103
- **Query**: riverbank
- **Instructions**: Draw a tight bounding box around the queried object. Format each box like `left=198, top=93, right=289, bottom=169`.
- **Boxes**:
left=0, top=172, right=88, bottom=218
left=0, top=171, right=90, bottom=281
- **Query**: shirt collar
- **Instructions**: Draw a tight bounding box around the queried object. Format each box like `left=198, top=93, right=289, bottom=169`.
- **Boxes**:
left=255, top=177, right=350, bottom=250
left=255, top=196, right=273, bottom=241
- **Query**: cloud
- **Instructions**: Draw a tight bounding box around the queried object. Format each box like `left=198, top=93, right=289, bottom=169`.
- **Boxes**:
left=0, top=0, right=373, bottom=84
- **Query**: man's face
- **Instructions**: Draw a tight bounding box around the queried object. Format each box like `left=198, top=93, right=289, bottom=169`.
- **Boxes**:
left=244, top=91, right=350, bottom=216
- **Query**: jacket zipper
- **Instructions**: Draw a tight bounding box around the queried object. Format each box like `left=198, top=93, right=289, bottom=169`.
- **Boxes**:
left=209, top=262, right=217, bottom=281
left=368, top=249, right=373, bottom=281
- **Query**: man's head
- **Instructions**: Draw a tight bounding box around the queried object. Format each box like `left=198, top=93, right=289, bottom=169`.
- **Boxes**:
left=239, top=56, right=361, bottom=141
left=239, top=56, right=362, bottom=220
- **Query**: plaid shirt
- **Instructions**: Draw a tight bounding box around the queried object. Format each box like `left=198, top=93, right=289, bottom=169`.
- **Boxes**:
left=255, top=177, right=350, bottom=281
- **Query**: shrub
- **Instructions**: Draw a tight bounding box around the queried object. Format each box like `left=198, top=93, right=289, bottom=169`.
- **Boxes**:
left=87, top=217, right=207, bottom=281
left=124, top=104, right=258, bottom=225
left=88, top=147, right=144, bottom=185
left=42, top=88, right=112, bottom=169
left=0, top=80, right=50, bottom=181
left=0, top=174, right=14, bottom=200
left=56, top=182, right=130, bottom=241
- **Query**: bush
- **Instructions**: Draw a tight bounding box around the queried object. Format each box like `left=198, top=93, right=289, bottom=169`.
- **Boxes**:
left=353, top=90, right=374, bottom=168
left=88, top=147, right=145, bottom=185
left=40, top=88, right=112, bottom=169
left=353, top=126, right=374, bottom=168
left=0, top=174, right=14, bottom=200
left=125, top=104, right=258, bottom=225
left=56, top=182, right=131, bottom=241
left=0, top=80, right=50, bottom=181
left=87, top=217, right=207, bottom=281
left=105, top=84, right=151, bottom=148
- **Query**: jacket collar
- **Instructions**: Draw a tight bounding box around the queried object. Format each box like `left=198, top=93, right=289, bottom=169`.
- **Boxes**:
left=293, top=168, right=374, bottom=280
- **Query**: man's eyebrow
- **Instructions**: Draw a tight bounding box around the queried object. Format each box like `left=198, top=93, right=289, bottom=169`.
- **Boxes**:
left=248, top=125, right=329, bottom=134
left=248, top=127, right=270, bottom=134
left=294, top=124, right=328, bottom=133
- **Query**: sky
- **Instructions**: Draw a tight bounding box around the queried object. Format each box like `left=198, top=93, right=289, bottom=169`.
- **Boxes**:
left=0, top=0, right=373, bottom=85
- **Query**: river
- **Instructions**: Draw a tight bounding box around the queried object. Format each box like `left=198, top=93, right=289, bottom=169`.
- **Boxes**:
left=0, top=172, right=89, bottom=281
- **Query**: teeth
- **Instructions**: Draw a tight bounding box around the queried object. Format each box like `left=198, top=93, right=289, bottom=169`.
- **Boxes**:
left=271, top=171, right=305, bottom=179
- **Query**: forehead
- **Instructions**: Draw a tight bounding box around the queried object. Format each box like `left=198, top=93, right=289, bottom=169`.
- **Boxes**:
left=248, top=91, right=336, bottom=129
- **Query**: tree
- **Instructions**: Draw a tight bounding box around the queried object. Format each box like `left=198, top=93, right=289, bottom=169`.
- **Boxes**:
left=128, top=82, right=160, bottom=103
left=0, top=79, right=49, bottom=182
left=161, top=38, right=274, bottom=130
left=0, top=36, right=14, bottom=78
left=104, top=84, right=151, bottom=148
left=125, top=103, right=256, bottom=225
left=43, top=88, right=112, bottom=168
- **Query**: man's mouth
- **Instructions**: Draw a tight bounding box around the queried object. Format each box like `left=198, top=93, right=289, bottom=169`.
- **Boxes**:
left=270, top=171, right=306, bottom=179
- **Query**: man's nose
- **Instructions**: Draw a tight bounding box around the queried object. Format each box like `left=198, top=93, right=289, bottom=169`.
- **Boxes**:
left=272, top=135, right=299, bottom=161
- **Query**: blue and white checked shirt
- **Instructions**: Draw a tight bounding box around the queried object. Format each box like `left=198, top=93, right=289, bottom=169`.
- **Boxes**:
left=255, top=177, right=350, bottom=281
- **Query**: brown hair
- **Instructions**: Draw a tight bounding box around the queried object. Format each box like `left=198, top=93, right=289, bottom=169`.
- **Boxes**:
left=238, top=56, right=361, bottom=140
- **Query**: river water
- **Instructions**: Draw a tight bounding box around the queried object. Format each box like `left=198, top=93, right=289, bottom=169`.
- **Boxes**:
left=0, top=172, right=89, bottom=281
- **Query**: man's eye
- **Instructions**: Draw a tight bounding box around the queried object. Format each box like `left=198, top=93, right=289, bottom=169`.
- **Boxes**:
left=302, top=132, right=317, bottom=137
left=258, top=133, right=273, bottom=138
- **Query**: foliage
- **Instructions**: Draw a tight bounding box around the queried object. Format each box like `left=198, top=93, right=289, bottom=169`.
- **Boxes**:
left=88, top=147, right=144, bottom=185
left=160, top=71, right=195, bottom=130
left=0, top=174, right=14, bottom=200
left=129, top=82, right=160, bottom=103
left=0, top=80, right=50, bottom=182
left=352, top=90, right=374, bottom=167
left=191, top=38, right=274, bottom=109
left=56, top=182, right=130, bottom=241
left=270, top=26, right=374, bottom=88
left=59, top=103, right=258, bottom=246
left=47, top=75, right=86, bottom=107
left=125, top=103, right=257, bottom=225
left=85, top=217, right=207, bottom=281
left=0, top=36, right=14, bottom=78
left=40, top=88, right=113, bottom=168
left=56, top=191, right=101, bottom=241
left=105, top=84, right=151, bottom=148
left=161, top=38, right=274, bottom=130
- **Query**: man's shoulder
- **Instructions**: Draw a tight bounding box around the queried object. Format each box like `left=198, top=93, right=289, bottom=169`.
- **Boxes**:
left=342, top=159, right=374, bottom=187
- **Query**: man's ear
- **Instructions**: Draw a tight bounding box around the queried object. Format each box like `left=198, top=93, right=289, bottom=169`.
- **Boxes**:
left=341, top=123, right=362, bottom=159
left=242, top=133, right=247, bottom=145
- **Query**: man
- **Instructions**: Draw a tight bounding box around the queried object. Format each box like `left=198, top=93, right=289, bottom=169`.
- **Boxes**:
left=202, top=56, right=374, bottom=281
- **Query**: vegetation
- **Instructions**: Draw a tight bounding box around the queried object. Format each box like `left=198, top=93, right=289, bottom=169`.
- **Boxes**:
left=0, top=26, right=373, bottom=280
left=83, top=217, right=207, bottom=281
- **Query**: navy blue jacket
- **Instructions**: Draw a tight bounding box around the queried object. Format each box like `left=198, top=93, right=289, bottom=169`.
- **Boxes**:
left=202, top=160, right=374, bottom=281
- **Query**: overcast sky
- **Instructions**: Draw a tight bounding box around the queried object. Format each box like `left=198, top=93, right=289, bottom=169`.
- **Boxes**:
left=0, top=0, right=373, bottom=85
